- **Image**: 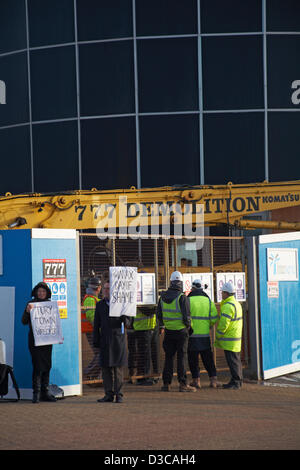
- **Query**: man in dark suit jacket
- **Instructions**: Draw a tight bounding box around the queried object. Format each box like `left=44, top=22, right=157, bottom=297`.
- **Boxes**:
left=93, top=281, right=129, bottom=403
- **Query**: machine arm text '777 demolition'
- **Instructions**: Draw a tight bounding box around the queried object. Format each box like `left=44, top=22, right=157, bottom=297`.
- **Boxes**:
left=0, top=180, right=300, bottom=233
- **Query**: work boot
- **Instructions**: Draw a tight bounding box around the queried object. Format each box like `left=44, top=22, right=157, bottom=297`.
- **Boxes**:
left=190, top=378, right=201, bottom=389
left=209, top=376, right=221, bottom=389
left=161, top=384, right=169, bottom=392
left=40, top=372, right=57, bottom=402
left=32, top=373, right=41, bottom=404
left=222, top=380, right=241, bottom=390
left=179, top=383, right=196, bottom=392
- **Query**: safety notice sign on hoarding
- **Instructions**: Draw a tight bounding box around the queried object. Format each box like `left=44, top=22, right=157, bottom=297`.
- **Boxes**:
left=182, top=273, right=214, bottom=301
left=137, top=273, right=156, bottom=305
left=43, top=259, right=68, bottom=319
left=216, top=272, right=246, bottom=303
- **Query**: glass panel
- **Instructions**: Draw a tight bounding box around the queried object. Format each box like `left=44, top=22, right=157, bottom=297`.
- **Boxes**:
left=136, top=0, right=197, bottom=36
left=0, top=125, right=31, bottom=195
left=202, top=36, right=264, bottom=110
left=267, top=0, right=300, bottom=31
left=268, top=112, right=300, bottom=182
left=79, top=41, right=135, bottom=116
left=28, top=0, right=75, bottom=47
left=203, top=113, right=265, bottom=184
left=32, top=121, right=79, bottom=192
left=140, top=114, right=200, bottom=187
left=76, top=0, right=133, bottom=41
left=0, top=52, right=29, bottom=126
left=81, top=117, right=137, bottom=190
left=267, top=35, right=300, bottom=109
left=138, top=38, right=198, bottom=112
left=0, top=0, right=27, bottom=54
left=201, top=0, right=262, bottom=34
left=30, top=46, right=77, bottom=121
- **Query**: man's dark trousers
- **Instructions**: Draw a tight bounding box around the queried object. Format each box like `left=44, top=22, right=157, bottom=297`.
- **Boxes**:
left=224, top=350, right=243, bottom=386
left=162, top=328, right=189, bottom=385
left=102, top=366, right=123, bottom=399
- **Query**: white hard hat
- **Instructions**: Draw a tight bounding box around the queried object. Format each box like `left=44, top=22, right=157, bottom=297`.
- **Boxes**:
left=192, top=279, right=202, bottom=288
left=221, top=282, right=235, bottom=294
left=170, top=271, right=183, bottom=282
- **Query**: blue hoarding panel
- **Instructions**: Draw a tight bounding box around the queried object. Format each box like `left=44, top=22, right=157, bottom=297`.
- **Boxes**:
left=259, top=236, right=300, bottom=378
left=31, top=235, right=80, bottom=388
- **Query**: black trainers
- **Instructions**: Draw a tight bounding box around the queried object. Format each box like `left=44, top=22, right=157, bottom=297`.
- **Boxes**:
left=115, top=396, right=123, bottom=403
left=40, top=392, right=57, bottom=402
left=97, top=395, right=114, bottom=402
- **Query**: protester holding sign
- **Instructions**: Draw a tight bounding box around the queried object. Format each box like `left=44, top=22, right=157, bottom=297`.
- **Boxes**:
left=22, top=282, right=57, bottom=403
left=93, top=281, right=130, bottom=403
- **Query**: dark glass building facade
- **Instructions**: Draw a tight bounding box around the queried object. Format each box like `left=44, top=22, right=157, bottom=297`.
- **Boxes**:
left=0, top=0, right=300, bottom=196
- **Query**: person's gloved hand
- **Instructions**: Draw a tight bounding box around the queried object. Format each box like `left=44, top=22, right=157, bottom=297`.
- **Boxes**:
left=188, top=327, right=194, bottom=336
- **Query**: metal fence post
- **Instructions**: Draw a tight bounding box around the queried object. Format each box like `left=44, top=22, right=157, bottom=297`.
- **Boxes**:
left=164, top=238, right=169, bottom=289
left=173, top=238, right=178, bottom=271
left=210, top=238, right=217, bottom=366
left=154, top=238, right=159, bottom=303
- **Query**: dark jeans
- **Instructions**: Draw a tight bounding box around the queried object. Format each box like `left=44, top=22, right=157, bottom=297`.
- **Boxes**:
left=224, top=350, right=243, bottom=385
left=136, top=330, right=152, bottom=377
left=151, top=327, right=159, bottom=375
left=102, top=366, right=124, bottom=399
left=127, top=331, right=137, bottom=376
left=162, top=328, right=189, bottom=385
left=188, top=348, right=217, bottom=378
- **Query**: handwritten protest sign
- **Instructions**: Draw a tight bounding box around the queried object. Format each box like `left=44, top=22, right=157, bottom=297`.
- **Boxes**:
left=30, top=301, right=64, bottom=346
left=109, top=267, right=137, bottom=317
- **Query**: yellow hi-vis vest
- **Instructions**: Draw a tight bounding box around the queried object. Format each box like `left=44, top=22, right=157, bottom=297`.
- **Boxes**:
left=189, top=295, right=218, bottom=338
left=161, top=294, right=186, bottom=331
left=81, top=295, right=99, bottom=333
left=214, top=295, right=243, bottom=352
left=133, top=308, right=156, bottom=331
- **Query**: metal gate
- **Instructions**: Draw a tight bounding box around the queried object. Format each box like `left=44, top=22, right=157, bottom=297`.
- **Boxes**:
left=79, top=234, right=249, bottom=384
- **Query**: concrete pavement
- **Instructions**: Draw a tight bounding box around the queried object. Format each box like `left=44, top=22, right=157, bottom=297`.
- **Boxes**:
left=1, top=371, right=300, bottom=451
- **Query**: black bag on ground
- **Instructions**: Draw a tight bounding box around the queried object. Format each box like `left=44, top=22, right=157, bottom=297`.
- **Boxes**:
left=48, top=384, right=64, bottom=399
left=0, top=364, right=20, bottom=401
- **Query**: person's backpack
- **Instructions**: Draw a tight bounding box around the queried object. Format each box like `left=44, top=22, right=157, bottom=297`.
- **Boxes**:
left=0, top=364, right=20, bottom=402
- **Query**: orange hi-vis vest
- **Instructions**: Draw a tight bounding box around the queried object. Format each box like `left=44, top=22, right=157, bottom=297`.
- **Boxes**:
left=81, top=294, right=99, bottom=333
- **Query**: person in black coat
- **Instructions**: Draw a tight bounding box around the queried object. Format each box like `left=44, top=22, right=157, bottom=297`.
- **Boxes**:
left=93, top=281, right=129, bottom=403
left=22, top=282, right=56, bottom=403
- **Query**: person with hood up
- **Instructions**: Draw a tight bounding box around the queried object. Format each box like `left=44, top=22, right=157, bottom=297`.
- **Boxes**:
left=157, top=271, right=196, bottom=392
left=22, top=282, right=57, bottom=403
